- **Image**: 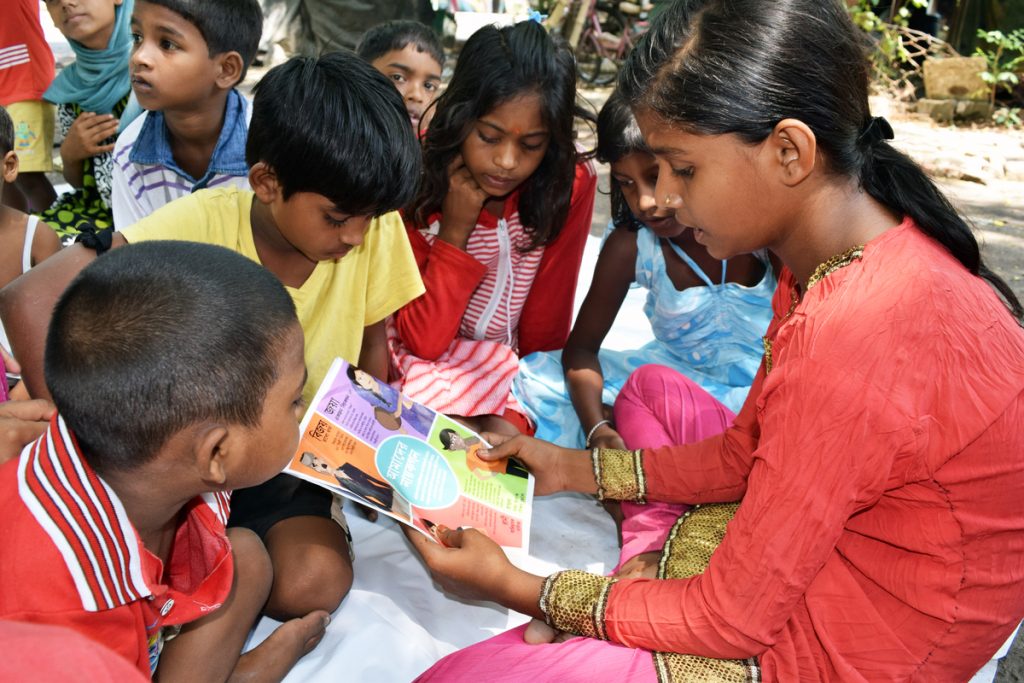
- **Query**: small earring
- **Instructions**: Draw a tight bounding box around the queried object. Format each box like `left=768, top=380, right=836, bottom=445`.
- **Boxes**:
left=663, top=194, right=677, bottom=205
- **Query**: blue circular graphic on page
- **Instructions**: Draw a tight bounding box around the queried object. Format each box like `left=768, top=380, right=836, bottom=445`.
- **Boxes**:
left=375, top=435, right=459, bottom=509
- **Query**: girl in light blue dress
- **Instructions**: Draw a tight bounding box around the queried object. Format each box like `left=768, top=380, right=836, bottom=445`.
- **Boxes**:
left=512, top=93, right=776, bottom=448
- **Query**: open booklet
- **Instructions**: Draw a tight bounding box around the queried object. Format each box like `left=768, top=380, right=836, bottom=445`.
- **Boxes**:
left=284, top=358, right=534, bottom=551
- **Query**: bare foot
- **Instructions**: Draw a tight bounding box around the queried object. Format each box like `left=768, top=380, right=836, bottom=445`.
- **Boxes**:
left=228, top=611, right=330, bottom=683
left=614, top=551, right=661, bottom=579
left=524, top=618, right=559, bottom=644
left=524, top=618, right=576, bottom=645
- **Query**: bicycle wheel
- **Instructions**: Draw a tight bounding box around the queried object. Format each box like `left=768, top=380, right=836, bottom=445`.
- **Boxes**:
left=576, top=32, right=620, bottom=86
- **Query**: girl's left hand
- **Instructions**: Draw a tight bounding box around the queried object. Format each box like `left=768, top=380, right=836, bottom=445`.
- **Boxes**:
left=404, top=525, right=548, bottom=619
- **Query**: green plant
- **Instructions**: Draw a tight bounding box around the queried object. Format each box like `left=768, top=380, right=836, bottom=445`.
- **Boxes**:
left=847, top=0, right=930, bottom=87
left=975, top=29, right=1024, bottom=108
left=993, top=106, right=1023, bottom=129
left=847, top=0, right=930, bottom=30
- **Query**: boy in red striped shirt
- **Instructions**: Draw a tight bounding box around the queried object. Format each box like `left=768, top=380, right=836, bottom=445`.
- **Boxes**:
left=0, top=242, right=328, bottom=682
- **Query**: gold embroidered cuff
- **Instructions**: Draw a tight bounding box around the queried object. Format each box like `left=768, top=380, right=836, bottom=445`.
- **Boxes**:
left=539, top=570, right=616, bottom=640
left=592, top=448, right=646, bottom=503
left=657, top=502, right=739, bottom=580
left=652, top=503, right=755, bottom=683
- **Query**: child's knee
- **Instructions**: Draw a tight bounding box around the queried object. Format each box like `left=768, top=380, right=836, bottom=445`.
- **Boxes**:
left=271, top=550, right=352, bottom=618
left=226, top=527, right=274, bottom=610
left=264, top=519, right=354, bottom=619
left=615, top=364, right=668, bottom=420
left=618, top=364, right=704, bottom=411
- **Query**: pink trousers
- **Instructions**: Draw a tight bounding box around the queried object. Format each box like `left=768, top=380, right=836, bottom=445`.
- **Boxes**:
left=614, top=365, right=735, bottom=569
left=416, top=366, right=734, bottom=682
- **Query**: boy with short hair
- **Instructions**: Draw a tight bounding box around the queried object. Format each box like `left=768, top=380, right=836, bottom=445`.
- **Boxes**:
left=111, top=0, right=262, bottom=227
left=0, top=50, right=425, bottom=621
left=0, top=241, right=329, bottom=682
left=357, top=20, right=443, bottom=133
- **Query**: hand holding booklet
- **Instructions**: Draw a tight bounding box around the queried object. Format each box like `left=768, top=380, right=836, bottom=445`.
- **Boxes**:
left=285, top=358, right=534, bottom=550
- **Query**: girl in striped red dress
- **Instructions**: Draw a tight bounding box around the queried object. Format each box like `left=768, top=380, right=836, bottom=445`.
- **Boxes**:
left=389, top=20, right=596, bottom=437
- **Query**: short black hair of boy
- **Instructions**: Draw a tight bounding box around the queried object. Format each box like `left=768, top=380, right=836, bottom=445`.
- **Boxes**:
left=246, top=50, right=421, bottom=216
left=0, top=107, right=12, bottom=155
left=138, top=0, right=263, bottom=84
left=356, top=20, right=444, bottom=71
left=45, top=241, right=299, bottom=473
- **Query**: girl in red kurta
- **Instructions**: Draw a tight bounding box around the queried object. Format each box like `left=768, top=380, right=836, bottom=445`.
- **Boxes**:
left=403, top=1, right=1024, bottom=682
left=390, top=20, right=596, bottom=436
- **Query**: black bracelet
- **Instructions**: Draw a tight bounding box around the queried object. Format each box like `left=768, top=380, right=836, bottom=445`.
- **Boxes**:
left=75, top=224, right=114, bottom=255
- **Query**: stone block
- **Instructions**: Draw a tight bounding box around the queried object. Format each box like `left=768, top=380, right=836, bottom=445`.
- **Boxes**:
left=922, top=56, right=989, bottom=101
left=914, top=98, right=993, bottom=123
left=915, top=98, right=953, bottom=122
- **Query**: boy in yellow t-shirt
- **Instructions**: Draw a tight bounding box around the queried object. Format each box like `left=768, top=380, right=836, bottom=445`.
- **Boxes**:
left=0, top=51, right=424, bottom=621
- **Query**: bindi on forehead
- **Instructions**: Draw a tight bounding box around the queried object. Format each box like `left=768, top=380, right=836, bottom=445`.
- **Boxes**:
left=479, top=119, right=548, bottom=139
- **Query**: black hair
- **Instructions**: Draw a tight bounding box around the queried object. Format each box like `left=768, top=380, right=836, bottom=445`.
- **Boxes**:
left=596, top=91, right=649, bottom=232
left=438, top=428, right=457, bottom=450
left=45, top=242, right=299, bottom=474
left=346, top=363, right=386, bottom=402
left=411, top=20, right=589, bottom=249
left=620, top=0, right=1021, bottom=319
left=356, top=20, right=444, bottom=70
left=247, top=50, right=421, bottom=216
left=0, top=107, right=12, bottom=155
left=138, top=0, right=263, bottom=84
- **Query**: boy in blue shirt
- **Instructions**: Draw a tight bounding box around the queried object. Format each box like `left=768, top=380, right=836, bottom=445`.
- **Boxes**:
left=112, top=0, right=262, bottom=227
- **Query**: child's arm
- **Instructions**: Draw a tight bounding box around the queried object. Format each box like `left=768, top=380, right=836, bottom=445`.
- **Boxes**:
left=517, top=163, right=597, bottom=357
left=358, top=320, right=389, bottom=380
left=60, top=113, right=119, bottom=189
left=392, top=224, right=487, bottom=360
left=437, top=155, right=490, bottom=251
left=562, top=228, right=637, bottom=449
left=29, top=221, right=62, bottom=267
left=392, top=156, right=496, bottom=360
left=0, top=236, right=128, bottom=398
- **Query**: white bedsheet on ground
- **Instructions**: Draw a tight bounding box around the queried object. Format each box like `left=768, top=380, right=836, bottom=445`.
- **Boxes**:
left=248, top=492, right=619, bottom=681
left=249, top=235, right=624, bottom=681
left=246, top=235, right=1008, bottom=682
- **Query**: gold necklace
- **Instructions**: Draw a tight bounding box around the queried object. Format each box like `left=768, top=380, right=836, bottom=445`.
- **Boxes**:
left=763, top=245, right=865, bottom=374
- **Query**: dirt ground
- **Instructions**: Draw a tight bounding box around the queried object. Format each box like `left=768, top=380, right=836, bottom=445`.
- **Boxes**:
left=944, top=176, right=1024, bottom=302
